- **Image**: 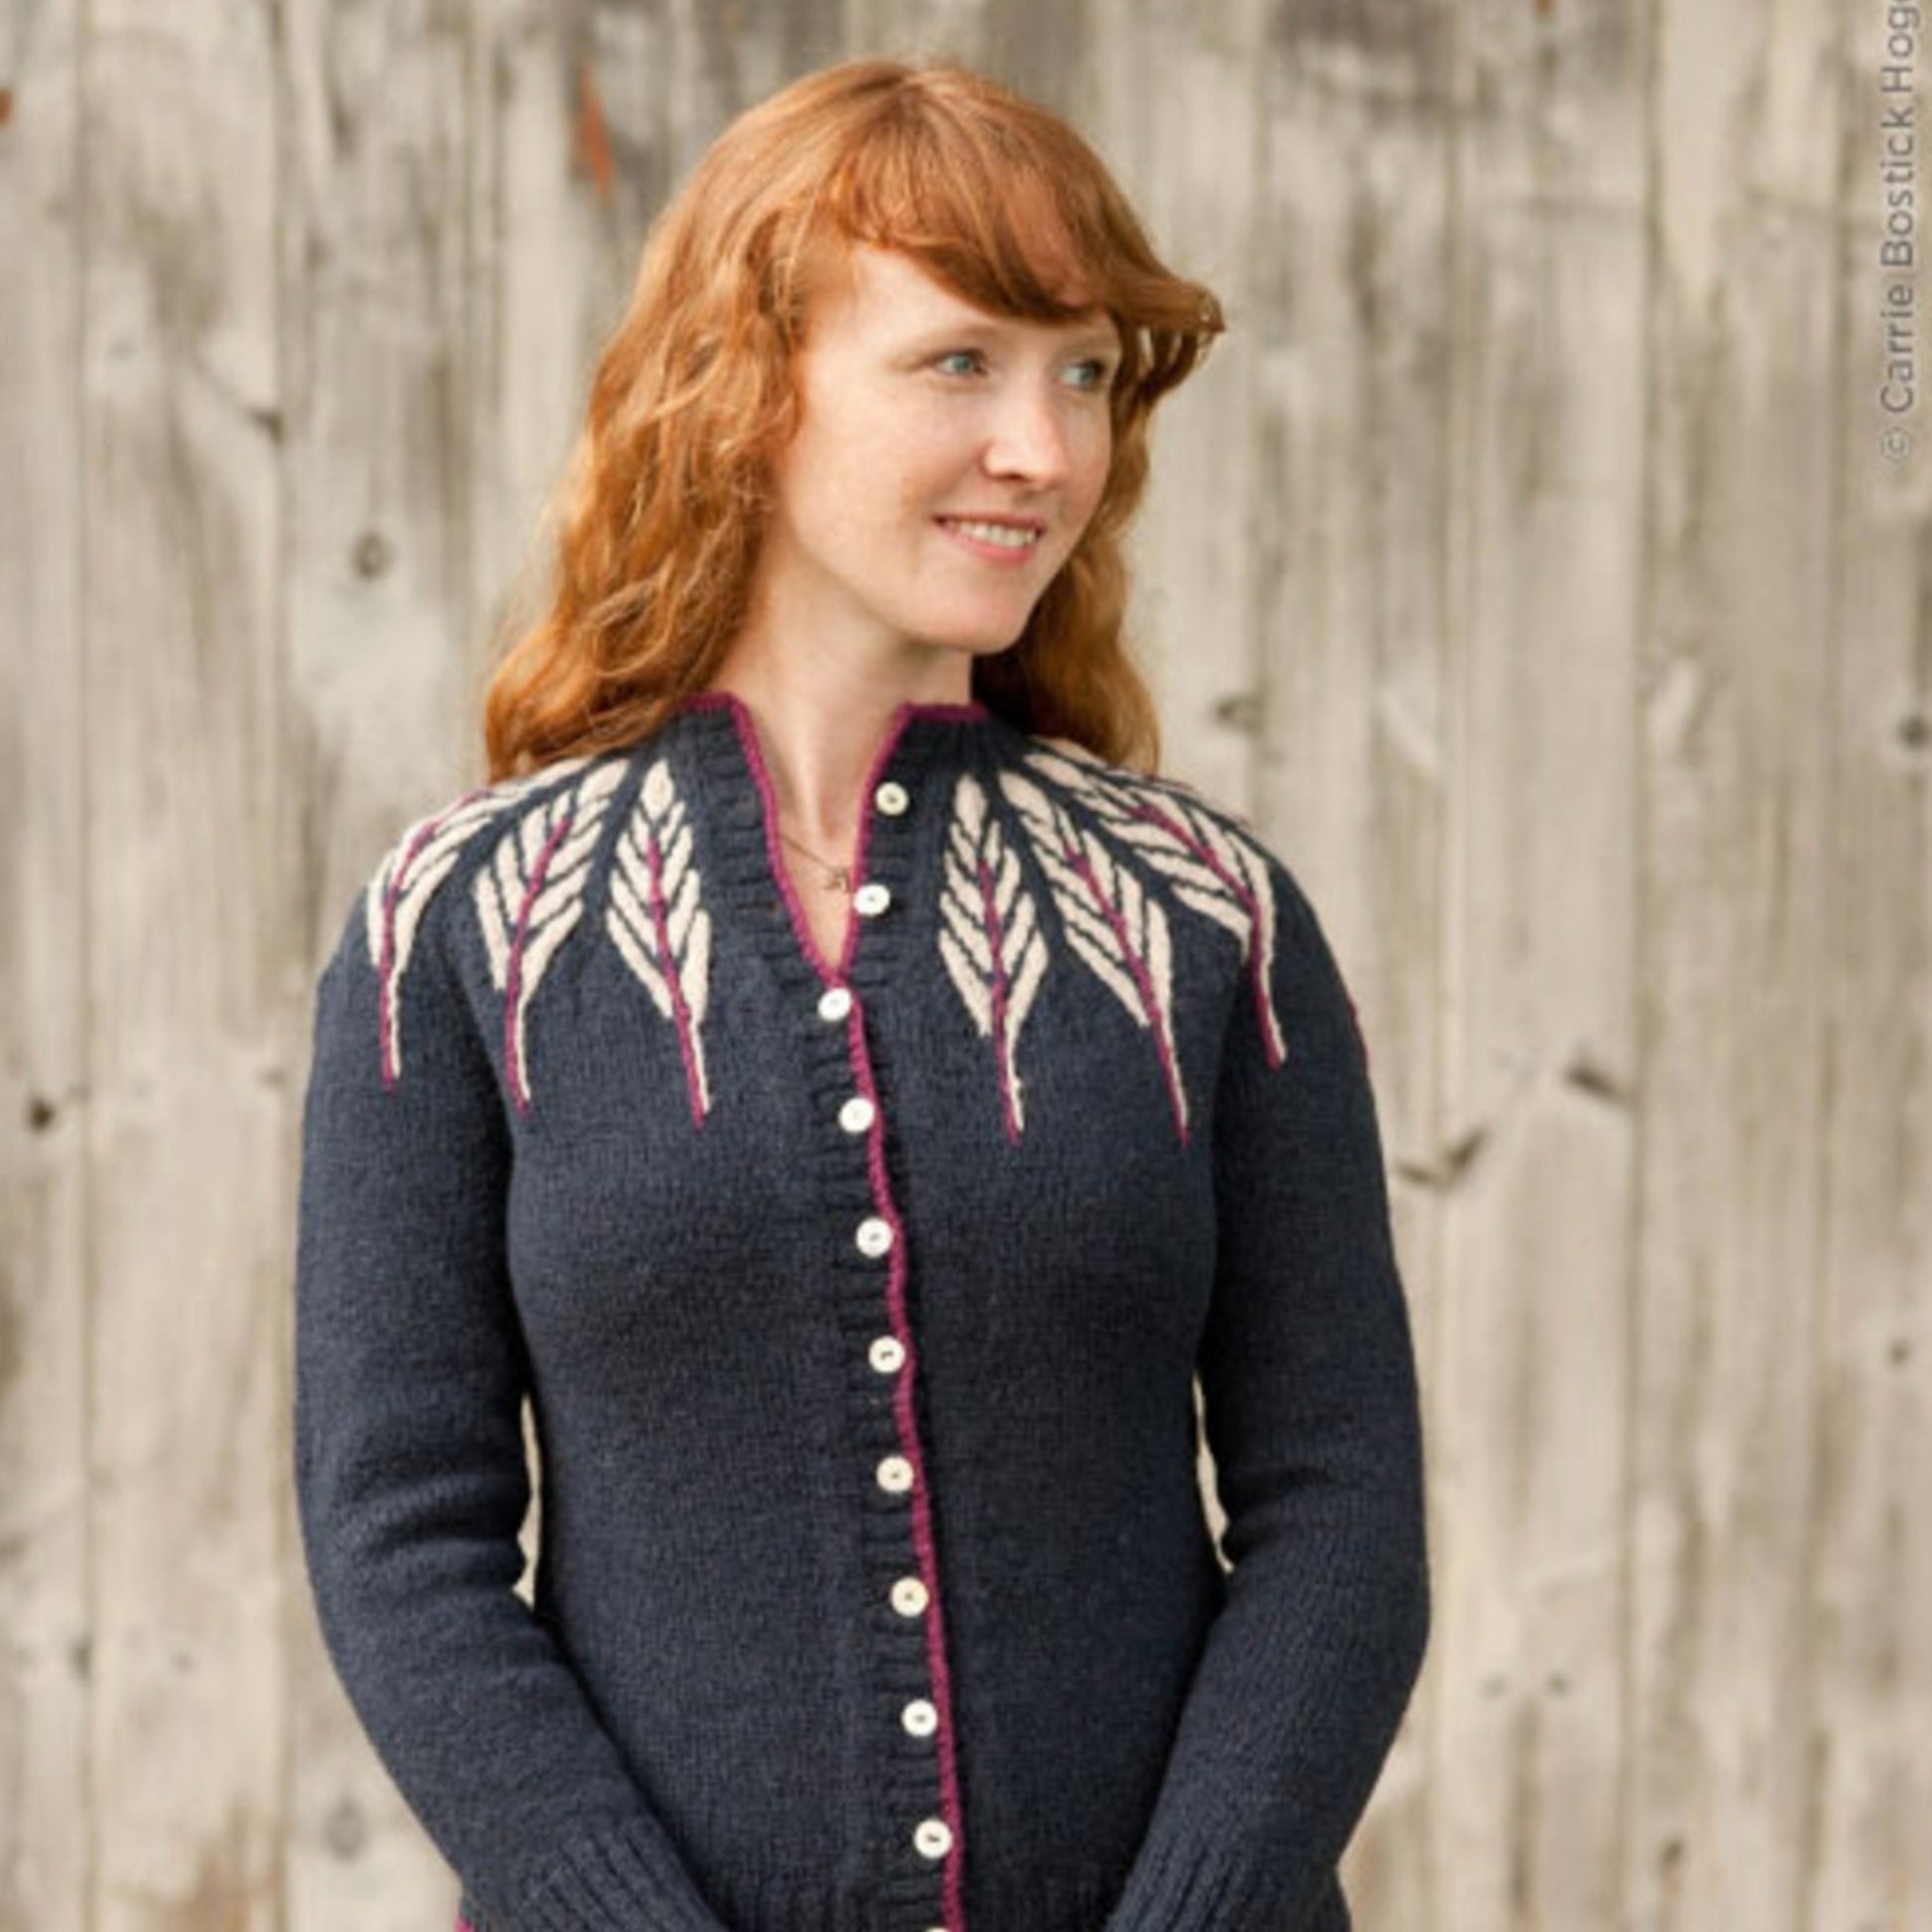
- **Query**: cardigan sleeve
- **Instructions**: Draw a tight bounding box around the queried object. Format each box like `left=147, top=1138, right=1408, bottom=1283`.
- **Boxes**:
left=292, top=878, right=733, bottom=1932
left=1101, top=858, right=1432, bottom=1932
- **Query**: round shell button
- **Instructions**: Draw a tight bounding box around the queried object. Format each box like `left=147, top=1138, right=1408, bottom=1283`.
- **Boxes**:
left=913, top=1819, right=953, bottom=1860
left=853, top=882, right=892, bottom=917
left=891, top=1576, right=929, bottom=1616
left=876, top=780, right=910, bottom=815
left=817, top=985, right=853, bottom=1023
left=856, top=1216, right=895, bottom=1258
left=869, top=1334, right=905, bottom=1374
left=901, top=1698, right=938, bottom=1736
left=838, top=1095, right=877, bottom=1134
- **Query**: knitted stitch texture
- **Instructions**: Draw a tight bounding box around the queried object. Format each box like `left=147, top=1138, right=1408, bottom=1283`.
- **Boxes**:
left=292, top=690, right=1431, bottom=1932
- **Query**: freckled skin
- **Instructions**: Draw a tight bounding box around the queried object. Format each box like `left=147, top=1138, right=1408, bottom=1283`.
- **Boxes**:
left=752, top=242, right=1122, bottom=674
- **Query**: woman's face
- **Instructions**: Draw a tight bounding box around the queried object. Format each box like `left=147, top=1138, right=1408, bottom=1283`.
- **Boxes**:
left=753, top=241, right=1122, bottom=675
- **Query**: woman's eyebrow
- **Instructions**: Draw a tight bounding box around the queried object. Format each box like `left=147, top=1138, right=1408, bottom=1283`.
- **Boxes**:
left=902, top=314, right=1122, bottom=351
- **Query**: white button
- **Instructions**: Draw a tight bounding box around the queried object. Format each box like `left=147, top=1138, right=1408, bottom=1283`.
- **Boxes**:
left=876, top=1454, right=914, bottom=1493
left=856, top=1216, right=894, bottom=1258
left=876, top=780, right=909, bottom=815
left=891, top=1576, right=928, bottom=1615
left=869, top=1334, right=904, bottom=1374
left=839, top=1095, right=876, bottom=1134
left=853, top=882, right=892, bottom=917
left=901, top=1698, right=937, bottom=1736
left=818, top=985, right=853, bottom=1023
left=913, top=1818, right=953, bottom=1860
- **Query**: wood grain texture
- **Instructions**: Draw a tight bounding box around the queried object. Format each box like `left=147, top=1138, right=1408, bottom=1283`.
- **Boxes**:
left=1801, top=5, right=1931, bottom=1930
left=1431, top=3, right=1646, bottom=1929
left=77, top=3, right=288, bottom=1929
left=1631, top=4, right=1845, bottom=1930
left=1247, top=0, right=1457, bottom=1922
left=0, top=2, right=89, bottom=1929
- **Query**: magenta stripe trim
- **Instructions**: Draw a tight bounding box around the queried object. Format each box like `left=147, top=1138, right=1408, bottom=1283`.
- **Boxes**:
left=638, top=809, right=709, bottom=1125
left=1059, top=837, right=1189, bottom=1143
left=973, top=854, right=1023, bottom=1146
left=501, top=804, right=574, bottom=1115
left=844, top=1008, right=969, bottom=1929
left=723, top=695, right=852, bottom=986
left=1124, top=794, right=1284, bottom=1069
left=376, top=787, right=487, bottom=1087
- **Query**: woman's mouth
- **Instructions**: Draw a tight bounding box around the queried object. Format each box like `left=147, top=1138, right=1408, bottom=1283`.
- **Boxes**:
left=935, top=516, right=1046, bottom=560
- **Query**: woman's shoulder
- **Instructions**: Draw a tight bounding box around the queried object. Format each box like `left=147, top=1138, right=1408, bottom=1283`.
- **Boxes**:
left=1007, top=730, right=1293, bottom=887
left=999, top=730, right=1324, bottom=1045
left=363, top=749, right=621, bottom=907
left=324, top=750, right=631, bottom=994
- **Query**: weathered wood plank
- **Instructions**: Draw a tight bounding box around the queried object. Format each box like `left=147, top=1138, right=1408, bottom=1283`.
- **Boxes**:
left=1249, top=3, right=1459, bottom=1921
left=1804, top=7, right=1932, bottom=1929
left=1629, top=4, right=1843, bottom=1927
left=1425, top=3, right=1649, bottom=1928
left=840, top=0, right=984, bottom=67
left=80, top=3, right=288, bottom=1927
left=0, top=2, right=90, bottom=1929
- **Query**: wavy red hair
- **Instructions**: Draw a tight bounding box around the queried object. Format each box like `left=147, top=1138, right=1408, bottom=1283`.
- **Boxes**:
left=482, top=57, right=1223, bottom=781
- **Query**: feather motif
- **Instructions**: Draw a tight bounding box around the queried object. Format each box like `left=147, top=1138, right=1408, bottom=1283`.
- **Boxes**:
left=364, top=757, right=595, bottom=1087
left=605, top=757, right=715, bottom=1126
left=936, top=773, right=1049, bottom=1143
left=997, top=770, right=1191, bottom=1142
left=1019, top=744, right=1286, bottom=1066
left=473, top=759, right=629, bottom=1114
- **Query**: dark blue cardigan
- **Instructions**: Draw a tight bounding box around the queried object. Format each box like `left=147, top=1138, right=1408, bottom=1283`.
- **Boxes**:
left=292, top=689, right=1430, bottom=1932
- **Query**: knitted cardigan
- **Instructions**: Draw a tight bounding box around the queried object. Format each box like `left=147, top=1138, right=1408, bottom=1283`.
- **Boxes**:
left=292, top=689, right=1431, bottom=1932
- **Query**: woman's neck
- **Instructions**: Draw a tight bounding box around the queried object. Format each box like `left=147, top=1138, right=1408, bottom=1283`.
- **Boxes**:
left=701, top=640, right=973, bottom=848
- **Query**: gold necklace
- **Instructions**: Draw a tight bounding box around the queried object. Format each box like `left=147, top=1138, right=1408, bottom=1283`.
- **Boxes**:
left=777, top=824, right=855, bottom=895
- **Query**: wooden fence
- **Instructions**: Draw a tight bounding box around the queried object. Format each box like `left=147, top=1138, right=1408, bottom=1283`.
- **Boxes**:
left=1, top=1, right=1925, bottom=1927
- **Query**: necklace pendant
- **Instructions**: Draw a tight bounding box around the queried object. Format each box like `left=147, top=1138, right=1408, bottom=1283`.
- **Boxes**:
left=826, top=867, right=851, bottom=893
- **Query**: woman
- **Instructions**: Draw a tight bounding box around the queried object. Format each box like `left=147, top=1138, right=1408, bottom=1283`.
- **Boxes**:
left=293, top=56, right=1430, bottom=1932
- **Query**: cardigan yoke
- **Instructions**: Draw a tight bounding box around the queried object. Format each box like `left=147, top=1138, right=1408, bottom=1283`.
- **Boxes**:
left=292, top=690, right=1431, bottom=1932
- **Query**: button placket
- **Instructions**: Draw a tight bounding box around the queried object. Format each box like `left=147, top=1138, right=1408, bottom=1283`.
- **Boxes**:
left=700, top=695, right=979, bottom=1928
left=808, top=758, right=967, bottom=1928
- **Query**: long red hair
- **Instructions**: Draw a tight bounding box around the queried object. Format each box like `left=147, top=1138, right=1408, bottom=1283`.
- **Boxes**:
left=482, top=58, right=1223, bottom=782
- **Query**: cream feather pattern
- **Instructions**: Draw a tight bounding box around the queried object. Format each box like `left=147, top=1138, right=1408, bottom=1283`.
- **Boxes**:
left=936, top=772, right=1049, bottom=1144
left=605, top=757, right=715, bottom=1126
left=1018, top=743, right=1287, bottom=1067
left=996, top=769, right=1191, bottom=1141
left=473, top=758, right=629, bottom=1115
left=364, top=757, right=595, bottom=1088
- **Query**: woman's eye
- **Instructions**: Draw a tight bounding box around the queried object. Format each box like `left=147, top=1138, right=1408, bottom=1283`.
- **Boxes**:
left=933, top=349, right=985, bottom=377
left=1065, top=358, right=1116, bottom=392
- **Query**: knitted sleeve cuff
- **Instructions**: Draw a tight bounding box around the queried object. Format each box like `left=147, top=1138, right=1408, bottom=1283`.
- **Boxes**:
left=461, top=1812, right=735, bottom=1932
left=1100, top=1829, right=1352, bottom=1932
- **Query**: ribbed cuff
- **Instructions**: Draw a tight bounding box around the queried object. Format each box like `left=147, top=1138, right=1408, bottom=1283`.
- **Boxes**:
left=1100, top=1830, right=1348, bottom=1932
left=465, top=1811, right=733, bottom=1932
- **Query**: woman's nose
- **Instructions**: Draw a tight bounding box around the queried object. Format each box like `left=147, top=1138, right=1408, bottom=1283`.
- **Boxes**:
left=982, top=382, right=1074, bottom=485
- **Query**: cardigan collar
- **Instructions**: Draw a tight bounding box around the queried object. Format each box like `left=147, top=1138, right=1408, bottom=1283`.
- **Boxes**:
left=666, top=686, right=1021, bottom=1000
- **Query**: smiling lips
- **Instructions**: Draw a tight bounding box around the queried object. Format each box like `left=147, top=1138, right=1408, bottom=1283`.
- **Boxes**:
left=935, top=513, right=1046, bottom=558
